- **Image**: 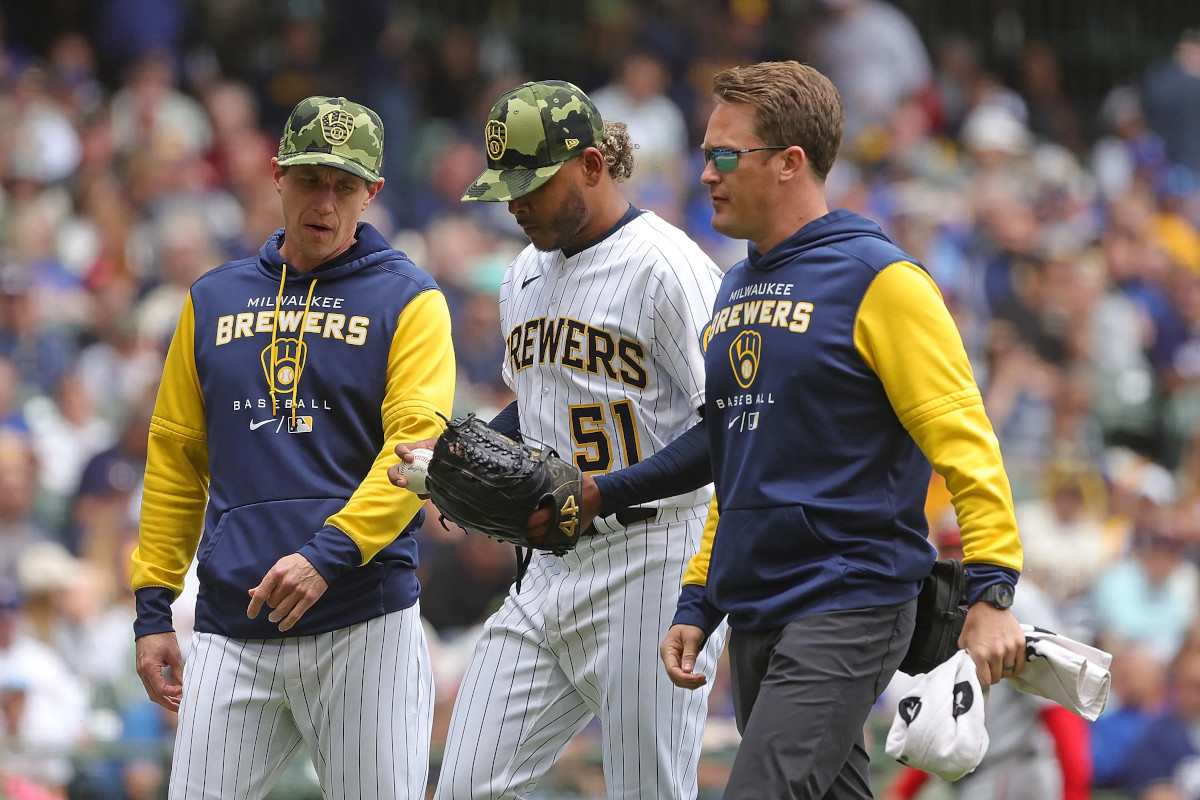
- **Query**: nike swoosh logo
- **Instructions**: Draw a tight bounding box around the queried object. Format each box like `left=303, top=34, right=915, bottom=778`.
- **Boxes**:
left=249, top=419, right=275, bottom=430
left=521, top=274, right=541, bottom=289
left=728, top=415, right=741, bottom=429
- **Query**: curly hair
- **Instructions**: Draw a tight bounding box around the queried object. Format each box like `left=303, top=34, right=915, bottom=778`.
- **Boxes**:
left=597, top=121, right=635, bottom=183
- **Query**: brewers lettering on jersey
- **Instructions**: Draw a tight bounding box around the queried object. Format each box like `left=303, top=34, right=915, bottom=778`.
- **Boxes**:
left=432, top=79, right=729, bottom=800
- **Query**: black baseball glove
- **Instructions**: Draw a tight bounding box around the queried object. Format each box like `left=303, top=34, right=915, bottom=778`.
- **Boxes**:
left=426, top=414, right=585, bottom=555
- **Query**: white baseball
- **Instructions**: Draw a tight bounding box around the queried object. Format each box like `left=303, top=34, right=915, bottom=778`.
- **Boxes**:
left=400, top=448, right=433, bottom=495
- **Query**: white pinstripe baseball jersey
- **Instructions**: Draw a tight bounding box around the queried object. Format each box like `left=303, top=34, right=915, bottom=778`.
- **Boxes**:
left=500, top=210, right=717, bottom=499
left=435, top=209, right=728, bottom=800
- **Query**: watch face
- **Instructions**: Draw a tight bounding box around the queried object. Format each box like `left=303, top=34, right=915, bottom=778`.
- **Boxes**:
left=988, top=584, right=1014, bottom=608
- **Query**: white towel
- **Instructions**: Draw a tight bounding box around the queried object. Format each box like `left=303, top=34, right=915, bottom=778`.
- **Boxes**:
left=1007, top=624, right=1112, bottom=721
left=885, top=650, right=989, bottom=781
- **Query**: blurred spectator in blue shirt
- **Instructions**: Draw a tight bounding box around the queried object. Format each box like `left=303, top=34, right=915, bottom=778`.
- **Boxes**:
left=806, top=0, right=933, bottom=152
left=1118, top=638, right=1200, bottom=798
left=1091, top=86, right=1170, bottom=203
left=1142, top=30, right=1200, bottom=181
left=591, top=48, right=690, bottom=222
left=0, top=432, right=51, bottom=581
left=1092, top=643, right=1169, bottom=789
left=68, top=393, right=150, bottom=564
left=1092, top=487, right=1196, bottom=663
left=0, top=265, right=76, bottom=397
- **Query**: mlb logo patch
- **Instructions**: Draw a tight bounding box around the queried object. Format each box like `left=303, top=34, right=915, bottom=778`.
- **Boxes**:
left=288, top=416, right=313, bottom=434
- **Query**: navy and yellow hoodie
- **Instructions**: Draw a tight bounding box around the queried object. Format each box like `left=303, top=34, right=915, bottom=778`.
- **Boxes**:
left=674, top=210, right=1022, bottom=635
left=131, top=222, right=455, bottom=640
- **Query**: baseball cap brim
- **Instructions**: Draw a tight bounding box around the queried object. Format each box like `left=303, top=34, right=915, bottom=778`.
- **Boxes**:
left=277, top=152, right=380, bottom=184
left=461, top=162, right=564, bottom=203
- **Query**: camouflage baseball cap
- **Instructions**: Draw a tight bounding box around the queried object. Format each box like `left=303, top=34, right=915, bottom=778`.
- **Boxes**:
left=462, top=80, right=604, bottom=202
left=277, top=96, right=384, bottom=184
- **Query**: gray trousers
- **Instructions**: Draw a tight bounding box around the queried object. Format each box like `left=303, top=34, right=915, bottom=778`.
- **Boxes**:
left=723, top=599, right=917, bottom=800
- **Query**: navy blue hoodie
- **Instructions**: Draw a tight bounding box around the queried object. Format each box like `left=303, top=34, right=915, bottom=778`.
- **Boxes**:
left=132, top=223, right=456, bottom=639
left=674, top=210, right=1021, bottom=634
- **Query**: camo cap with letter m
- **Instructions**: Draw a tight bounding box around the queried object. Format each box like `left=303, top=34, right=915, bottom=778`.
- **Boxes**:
left=277, top=96, right=384, bottom=184
left=462, top=80, right=604, bottom=202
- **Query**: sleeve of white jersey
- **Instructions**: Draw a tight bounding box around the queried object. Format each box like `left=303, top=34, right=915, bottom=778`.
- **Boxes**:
left=649, top=245, right=723, bottom=413
left=498, top=261, right=516, bottom=393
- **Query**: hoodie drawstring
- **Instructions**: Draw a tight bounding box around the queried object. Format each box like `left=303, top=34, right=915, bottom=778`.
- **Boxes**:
left=269, top=265, right=286, bottom=417
left=291, top=278, right=317, bottom=427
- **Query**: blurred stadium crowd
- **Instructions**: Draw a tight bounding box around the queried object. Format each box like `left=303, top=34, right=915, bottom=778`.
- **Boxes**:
left=0, top=0, right=1198, bottom=798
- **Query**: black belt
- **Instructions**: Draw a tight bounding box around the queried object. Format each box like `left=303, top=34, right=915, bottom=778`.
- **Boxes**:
left=613, top=507, right=657, bottom=526
left=584, top=507, right=657, bottom=537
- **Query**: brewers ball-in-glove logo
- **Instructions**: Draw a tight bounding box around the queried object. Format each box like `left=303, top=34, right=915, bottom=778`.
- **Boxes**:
left=262, top=338, right=308, bottom=394
left=729, top=330, right=762, bottom=389
left=485, top=120, right=507, bottom=159
left=320, top=109, right=355, bottom=146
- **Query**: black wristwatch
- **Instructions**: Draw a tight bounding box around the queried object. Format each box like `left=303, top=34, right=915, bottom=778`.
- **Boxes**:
left=979, top=583, right=1014, bottom=610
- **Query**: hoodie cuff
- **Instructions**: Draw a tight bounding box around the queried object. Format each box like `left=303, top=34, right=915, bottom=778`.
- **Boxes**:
left=964, top=564, right=1020, bottom=606
left=672, top=583, right=725, bottom=639
left=298, top=525, right=366, bottom=584
left=134, top=586, right=176, bottom=639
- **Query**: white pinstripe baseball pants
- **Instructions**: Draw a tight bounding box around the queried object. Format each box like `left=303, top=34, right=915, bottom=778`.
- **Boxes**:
left=169, top=603, right=432, bottom=800
left=434, top=518, right=726, bottom=800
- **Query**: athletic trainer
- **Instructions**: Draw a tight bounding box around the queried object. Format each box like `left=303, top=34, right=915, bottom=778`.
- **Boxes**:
left=658, top=61, right=1028, bottom=799
left=394, top=80, right=727, bottom=800
left=131, top=96, right=455, bottom=800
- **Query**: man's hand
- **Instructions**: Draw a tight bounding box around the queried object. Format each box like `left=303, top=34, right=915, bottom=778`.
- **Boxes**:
left=388, top=437, right=440, bottom=496
left=959, top=602, right=1026, bottom=687
left=660, top=623, right=708, bottom=690
left=135, top=631, right=185, bottom=711
left=526, top=473, right=601, bottom=544
left=247, top=553, right=329, bottom=632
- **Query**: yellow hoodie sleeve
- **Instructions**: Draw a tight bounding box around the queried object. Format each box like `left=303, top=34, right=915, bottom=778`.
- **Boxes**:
left=323, top=289, right=456, bottom=562
left=855, top=261, right=1022, bottom=572
left=131, top=294, right=210, bottom=597
left=683, top=495, right=720, bottom=586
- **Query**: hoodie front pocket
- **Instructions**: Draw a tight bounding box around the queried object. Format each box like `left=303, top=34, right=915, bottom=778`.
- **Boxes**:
left=196, top=497, right=346, bottom=597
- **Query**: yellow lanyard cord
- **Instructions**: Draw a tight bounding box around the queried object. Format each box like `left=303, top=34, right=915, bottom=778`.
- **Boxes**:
left=291, top=278, right=318, bottom=426
left=269, top=264, right=287, bottom=416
